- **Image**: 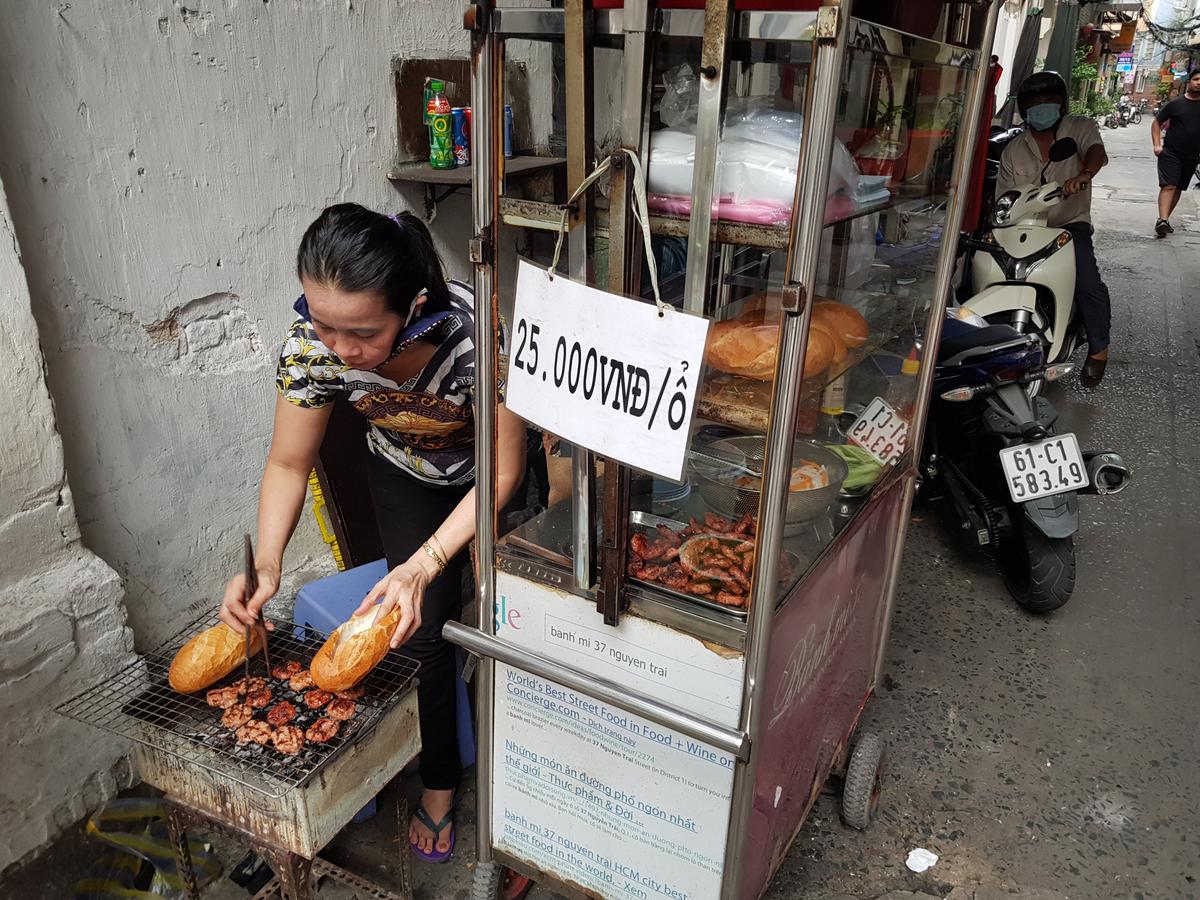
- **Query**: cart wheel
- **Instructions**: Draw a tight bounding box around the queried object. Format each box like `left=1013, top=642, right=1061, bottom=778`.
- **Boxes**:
left=472, top=862, right=535, bottom=900
left=501, top=868, right=535, bottom=900
left=841, top=732, right=885, bottom=830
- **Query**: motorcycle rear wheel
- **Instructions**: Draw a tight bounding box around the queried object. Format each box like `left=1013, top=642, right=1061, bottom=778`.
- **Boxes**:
left=999, top=518, right=1075, bottom=613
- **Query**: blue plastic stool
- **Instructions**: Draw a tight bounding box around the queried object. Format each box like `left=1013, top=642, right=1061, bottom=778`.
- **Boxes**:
left=293, top=558, right=477, bottom=823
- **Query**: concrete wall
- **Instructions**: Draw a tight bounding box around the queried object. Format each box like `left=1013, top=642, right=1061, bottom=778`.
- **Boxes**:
left=0, top=0, right=560, bottom=873
left=0, top=177, right=136, bottom=873
left=0, top=1, right=516, bottom=649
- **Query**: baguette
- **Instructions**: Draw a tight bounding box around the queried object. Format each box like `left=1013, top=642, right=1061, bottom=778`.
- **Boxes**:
left=812, top=301, right=869, bottom=348
left=803, top=326, right=835, bottom=377
left=704, top=315, right=778, bottom=380
left=168, top=622, right=263, bottom=693
left=811, top=322, right=847, bottom=366
left=310, top=606, right=403, bottom=692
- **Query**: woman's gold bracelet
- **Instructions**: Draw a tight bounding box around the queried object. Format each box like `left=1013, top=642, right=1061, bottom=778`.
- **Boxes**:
left=429, top=533, right=450, bottom=565
left=421, top=541, right=447, bottom=574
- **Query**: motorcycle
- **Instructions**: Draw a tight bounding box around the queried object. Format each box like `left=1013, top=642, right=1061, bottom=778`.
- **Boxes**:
left=1105, top=103, right=1130, bottom=128
left=962, top=137, right=1086, bottom=373
left=922, top=307, right=1130, bottom=612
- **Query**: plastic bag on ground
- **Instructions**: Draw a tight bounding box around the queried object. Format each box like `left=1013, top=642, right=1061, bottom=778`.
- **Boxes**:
left=73, top=799, right=221, bottom=899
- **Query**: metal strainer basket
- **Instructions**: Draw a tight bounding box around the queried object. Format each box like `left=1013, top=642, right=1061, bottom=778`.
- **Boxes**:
left=692, top=435, right=848, bottom=527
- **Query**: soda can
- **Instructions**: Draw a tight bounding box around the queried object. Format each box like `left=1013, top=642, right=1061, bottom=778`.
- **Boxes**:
left=504, top=105, right=514, bottom=159
left=451, top=107, right=470, bottom=166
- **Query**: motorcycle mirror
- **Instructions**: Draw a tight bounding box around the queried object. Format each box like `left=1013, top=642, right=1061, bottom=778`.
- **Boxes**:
left=1049, top=138, right=1078, bottom=163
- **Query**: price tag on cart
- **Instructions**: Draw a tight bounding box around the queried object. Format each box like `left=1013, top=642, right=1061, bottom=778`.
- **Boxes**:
left=847, top=397, right=910, bottom=465
left=998, top=433, right=1088, bottom=503
left=506, top=259, right=710, bottom=483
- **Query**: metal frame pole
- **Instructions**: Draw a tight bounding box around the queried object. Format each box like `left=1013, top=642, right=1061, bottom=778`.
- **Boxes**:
left=681, top=0, right=735, bottom=315
left=565, top=0, right=599, bottom=593
left=718, top=3, right=851, bottom=896
left=875, top=0, right=1004, bottom=686
left=466, top=0, right=500, bottom=863
left=596, top=0, right=657, bottom=626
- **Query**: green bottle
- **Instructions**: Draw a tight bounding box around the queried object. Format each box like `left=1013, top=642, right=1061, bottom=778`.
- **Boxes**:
left=427, top=79, right=455, bottom=170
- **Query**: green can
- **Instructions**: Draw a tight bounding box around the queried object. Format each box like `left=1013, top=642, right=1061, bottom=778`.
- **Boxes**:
left=428, top=112, right=455, bottom=169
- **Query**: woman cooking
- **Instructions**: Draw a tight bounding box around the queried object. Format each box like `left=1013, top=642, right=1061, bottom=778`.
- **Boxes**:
left=219, top=203, right=529, bottom=862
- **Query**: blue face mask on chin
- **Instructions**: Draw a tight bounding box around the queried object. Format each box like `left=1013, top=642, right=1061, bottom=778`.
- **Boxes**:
left=1025, top=102, right=1062, bottom=132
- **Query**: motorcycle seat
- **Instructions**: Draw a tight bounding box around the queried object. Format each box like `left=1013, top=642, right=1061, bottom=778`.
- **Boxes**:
left=937, top=323, right=1024, bottom=365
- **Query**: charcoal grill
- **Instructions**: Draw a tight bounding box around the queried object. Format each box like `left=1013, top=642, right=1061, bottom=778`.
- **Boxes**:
left=58, top=612, right=422, bottom=899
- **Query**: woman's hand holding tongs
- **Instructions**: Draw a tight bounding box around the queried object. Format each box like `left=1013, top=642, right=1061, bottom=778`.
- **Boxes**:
left=220, top=564, right=280, bottom=634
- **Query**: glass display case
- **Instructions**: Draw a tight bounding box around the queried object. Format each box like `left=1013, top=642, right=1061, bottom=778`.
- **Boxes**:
left=494, top=8, right=983, bottom=637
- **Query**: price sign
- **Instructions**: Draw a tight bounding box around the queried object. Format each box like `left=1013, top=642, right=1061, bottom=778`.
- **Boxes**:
left=847, top=397, right=909, bottom=465
left=505, top=260, right=710, bottom=483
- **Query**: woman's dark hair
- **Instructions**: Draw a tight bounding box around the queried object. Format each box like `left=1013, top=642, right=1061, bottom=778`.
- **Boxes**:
left=296, top=203, right=453, bottom=318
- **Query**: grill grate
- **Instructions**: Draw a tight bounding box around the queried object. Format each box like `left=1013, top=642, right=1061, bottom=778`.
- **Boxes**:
left=57, top=612, right=419, bottom=798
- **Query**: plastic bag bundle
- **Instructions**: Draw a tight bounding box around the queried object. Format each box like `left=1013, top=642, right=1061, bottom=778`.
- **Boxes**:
left=647, top=93, right=861, bottom=222
left=73, top=799, right=221, bottom=900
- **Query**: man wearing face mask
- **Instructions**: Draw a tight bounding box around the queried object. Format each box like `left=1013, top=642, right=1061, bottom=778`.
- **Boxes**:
left=997, top=71, right=1111, bottom=388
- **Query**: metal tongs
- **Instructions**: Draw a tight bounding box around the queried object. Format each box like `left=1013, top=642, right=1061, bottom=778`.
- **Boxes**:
left=243, top=533, right=271, bottom=679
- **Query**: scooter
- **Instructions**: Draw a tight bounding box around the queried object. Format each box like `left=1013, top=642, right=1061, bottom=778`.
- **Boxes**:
left=922, top=307, right=1130, bottom=612
left=961, top=137, right=1085, bottom=374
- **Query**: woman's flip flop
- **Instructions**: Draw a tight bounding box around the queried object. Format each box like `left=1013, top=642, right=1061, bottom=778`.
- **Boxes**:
left=411, top=805, right=456, bottom=863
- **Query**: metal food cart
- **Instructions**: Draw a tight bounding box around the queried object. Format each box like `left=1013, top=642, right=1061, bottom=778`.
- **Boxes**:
left=448, top=1, right=1002, bottom=897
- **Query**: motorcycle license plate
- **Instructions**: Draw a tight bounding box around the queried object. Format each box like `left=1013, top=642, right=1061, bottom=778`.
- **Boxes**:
left=847, top=397, right=909, bottom=465
left=999, top=434, right=1088, bottom=503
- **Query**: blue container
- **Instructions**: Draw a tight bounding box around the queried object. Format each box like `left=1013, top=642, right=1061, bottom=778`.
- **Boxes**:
left=293, top=559, right=477, bottom=823
left=504, top=104, right=514, bottom=159
left=451, top=107, right=470, bottom=166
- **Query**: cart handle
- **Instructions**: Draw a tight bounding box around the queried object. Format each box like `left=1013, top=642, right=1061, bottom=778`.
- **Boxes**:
left=443, top=621, right=751, bottom=761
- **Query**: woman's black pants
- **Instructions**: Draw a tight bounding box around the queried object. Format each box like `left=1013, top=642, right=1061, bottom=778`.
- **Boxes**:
left=367, top=452, right=471, bottom=792
left=365, top=448, right=541, bottom=792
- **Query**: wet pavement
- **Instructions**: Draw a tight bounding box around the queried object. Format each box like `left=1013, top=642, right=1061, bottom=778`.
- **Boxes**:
left=4, top=126, right=1198, bottom=900
left=761, top=122, right=1200, bottom=900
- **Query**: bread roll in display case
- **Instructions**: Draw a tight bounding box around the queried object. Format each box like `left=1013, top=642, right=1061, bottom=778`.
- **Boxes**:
left=446, top=2, right=1003, bottom=897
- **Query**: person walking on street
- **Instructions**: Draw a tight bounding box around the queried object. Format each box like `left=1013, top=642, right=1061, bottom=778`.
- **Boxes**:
left=998, top=71, right=1112, bottom=387
left=1152, top=69, right=1200, bottom=237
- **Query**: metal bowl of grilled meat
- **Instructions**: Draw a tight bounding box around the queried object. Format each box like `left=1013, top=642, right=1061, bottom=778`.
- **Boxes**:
left=691, top=435, right=848, bottom=527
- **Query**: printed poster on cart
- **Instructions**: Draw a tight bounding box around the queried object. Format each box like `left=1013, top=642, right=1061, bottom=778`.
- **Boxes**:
left=492, top=572, right=741, bottom=900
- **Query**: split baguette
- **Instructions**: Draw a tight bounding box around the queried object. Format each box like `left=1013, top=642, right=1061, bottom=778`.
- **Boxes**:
left=705, top=297, right=857, bottom=381
left=704, top=315, right=778, bottom=380
left=168, top=622, right=263, bottom=693
left=310, top=606, right=404, bottom=692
